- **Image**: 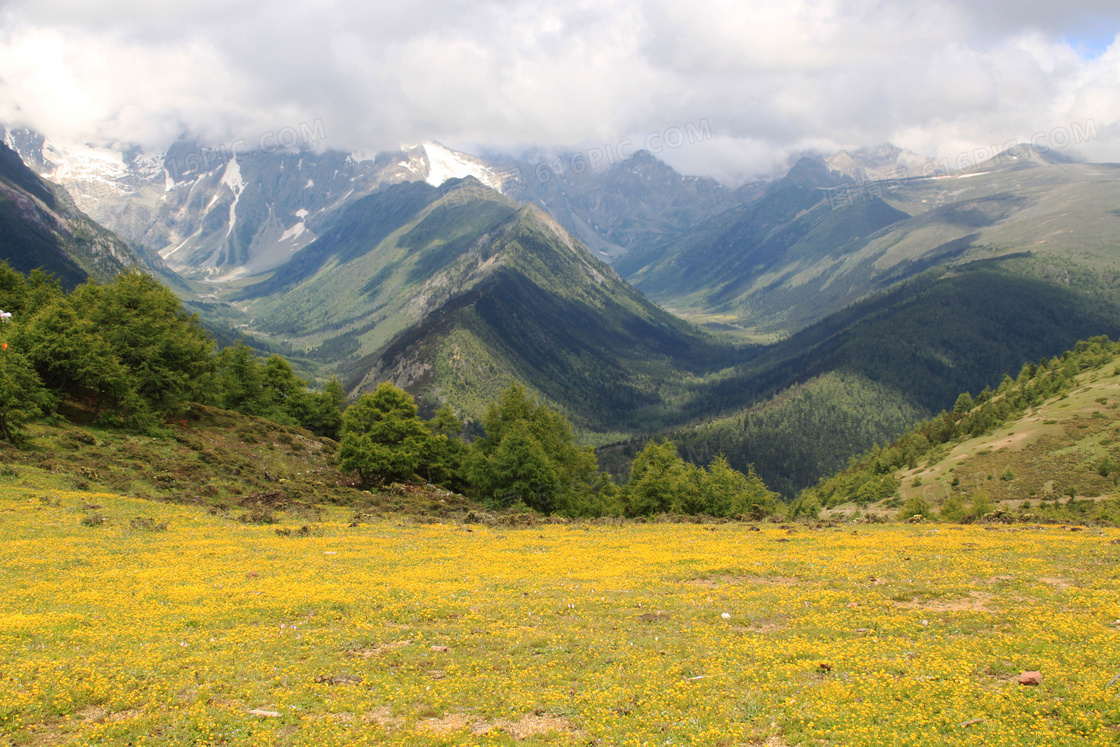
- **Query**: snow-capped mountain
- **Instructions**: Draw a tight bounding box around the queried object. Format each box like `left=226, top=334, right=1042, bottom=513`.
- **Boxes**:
left=405, top=142, right=507, bottom=190
left=4, top=126, right=751, bottom=275
left=4, top=128, right=164, bottom=210
left=3, top=129, right=511, bottom=279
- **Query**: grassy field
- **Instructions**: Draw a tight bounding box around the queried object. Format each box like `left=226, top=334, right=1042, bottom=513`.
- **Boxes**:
left=1, top=487, right=1119, bottom=746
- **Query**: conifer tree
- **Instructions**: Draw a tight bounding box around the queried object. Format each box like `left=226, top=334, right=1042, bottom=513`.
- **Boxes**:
left=339, top=382, right=434, bottom=486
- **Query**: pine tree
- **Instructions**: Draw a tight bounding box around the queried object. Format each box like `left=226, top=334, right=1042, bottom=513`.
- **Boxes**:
left=216, top=342, right=266, bottom=416
left=467, top=384, right=596, bottom=512
left=302, top=378, right=347, bottom=440
left=0, top=345, right=53, bottom=442
left=339, top=383, right=434, bottom=486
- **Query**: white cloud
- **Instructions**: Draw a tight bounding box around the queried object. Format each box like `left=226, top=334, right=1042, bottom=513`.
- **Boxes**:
left=1, top=0, right=1118, bottom=183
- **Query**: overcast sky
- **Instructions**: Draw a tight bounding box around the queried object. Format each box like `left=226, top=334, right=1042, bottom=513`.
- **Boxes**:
left=1, top=0, right=1118, bottom=183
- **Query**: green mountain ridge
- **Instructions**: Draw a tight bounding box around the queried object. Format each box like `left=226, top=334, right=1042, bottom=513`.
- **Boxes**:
left=230, top=178, right=734, bottom=434
left=353, top=203, right=733, bottom=432
left=801, top=336, right=1120, bottom=525
left=599, top=257, right=1120, bottom=498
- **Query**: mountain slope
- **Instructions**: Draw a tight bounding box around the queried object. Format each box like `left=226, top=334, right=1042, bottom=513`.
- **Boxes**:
left=507, top=149, right=749, bottom=262
left=4, top=129, right=517, bottom=280
left=801, top=337, right=1120, bottom=524
left=233, top=179, right=733, bottom=433
left=622, top=147, right=1120, bottom=336
left=0, top=140, right=141, bottom=287
left=605, top=257, right=1120, bottom=498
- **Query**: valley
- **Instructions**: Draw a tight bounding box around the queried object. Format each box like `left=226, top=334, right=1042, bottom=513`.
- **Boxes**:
left=5, top=129, right=1120, bottom=499
left=4, top=5, right=1120, bottom=744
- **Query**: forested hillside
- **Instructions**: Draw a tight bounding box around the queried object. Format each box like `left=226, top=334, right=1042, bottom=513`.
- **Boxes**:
left=794, top=335, right=1120, bottom=524
left=0, top=263, right=345, bottom=440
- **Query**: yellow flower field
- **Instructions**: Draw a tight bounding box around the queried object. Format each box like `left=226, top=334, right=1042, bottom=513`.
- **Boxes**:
left=1, top=486, right=1118, bottom=746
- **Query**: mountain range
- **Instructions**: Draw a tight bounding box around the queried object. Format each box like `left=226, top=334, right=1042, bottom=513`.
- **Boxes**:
left=623, top=143, right=1120, bottom=337
left=4, top=126, right=1120, bottom=496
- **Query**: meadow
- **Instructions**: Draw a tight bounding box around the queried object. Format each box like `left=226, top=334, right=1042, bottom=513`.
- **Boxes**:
left=1, top=486, right=1118, bottom=746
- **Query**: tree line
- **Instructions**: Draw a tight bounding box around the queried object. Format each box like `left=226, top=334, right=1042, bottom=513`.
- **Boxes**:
left=0, top=262, right=778, bottom=519
left=0, top=263, right=344, bottom=440
left=338, top=381, right=778, bottom=518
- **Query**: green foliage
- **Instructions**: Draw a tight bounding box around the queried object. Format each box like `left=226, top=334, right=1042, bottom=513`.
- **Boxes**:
left=466, top=384, right=599, bottom=514
left=1, top=269, right=216, bottom=428
left=70, top=271, right=217, bottom=416
left=0, top=265, right=345, bottom=439
left=0, top=261, right=29, bottom=313
left=214, top=344, right=346, bottom=439
left=216, top=342, right=268, bottom=416
left=0, top=342, right=53, bottom=442
left=787, top=491, right=821, bottom=520
left=616, top=372, right=925, bottom=499
left=620, top=439, right=777, bottom=518
left=11, top=297, right=132, bottom=409
left=426, top=404, right=468, bottom=491
left=623, top=440, right=689, bottom=516
left=937, top=492, right=995, bottom=524
left=897, top=495, right=932, bottom=521
left=261, top=355, right=306, bottom=416
left=478, top=420, right=559, bottom=512
left=302, top=378, right=347, bottom=441
left=698, top=456, right=775, bottom=520
left=338, top=383, right=463, bottom=488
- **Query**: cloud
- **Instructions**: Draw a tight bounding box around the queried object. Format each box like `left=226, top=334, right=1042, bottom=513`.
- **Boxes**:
left=1, top=0, right=1118, bottom=183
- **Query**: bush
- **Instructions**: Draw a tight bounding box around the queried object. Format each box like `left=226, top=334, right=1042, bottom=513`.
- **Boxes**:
left=80, top=512, right=107, bottom=526
left=339, top=383, right=447, bottom=487
left=129, top=516, right=169, bottom=532
left=897, top=495, right=931, bottom=521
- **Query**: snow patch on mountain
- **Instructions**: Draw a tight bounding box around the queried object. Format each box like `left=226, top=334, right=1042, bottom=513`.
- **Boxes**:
left=34, top=138, right=165, bottom=199
left=280, top=222, right=307, bottom=242
left=220, top=157, right=246, bottom=241
left=220, top=157, right=245, bottom=193
left=420, top=141, right=501, bottom=189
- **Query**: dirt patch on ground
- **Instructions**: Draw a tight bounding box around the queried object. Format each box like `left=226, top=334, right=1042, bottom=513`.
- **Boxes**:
left=897, top=591, right=992, bottom=612
left=731, top=618, right=788, bottom=633
left=687, top=575, right=798, bottom=588
left=76, top=706, right=141, bottom=724
left=77, top=706, right=107, bottom=723
left=1040, top=577, right=1077, bottom=589
left=417, top=713, right=473, bottom=733
left=363, top=706, right=405, bottom=729
left=488, top=713, right=577, bottom=739
left=416, top=711, right=577, bottom=739
left=346, top=639, right=411, bottom=658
